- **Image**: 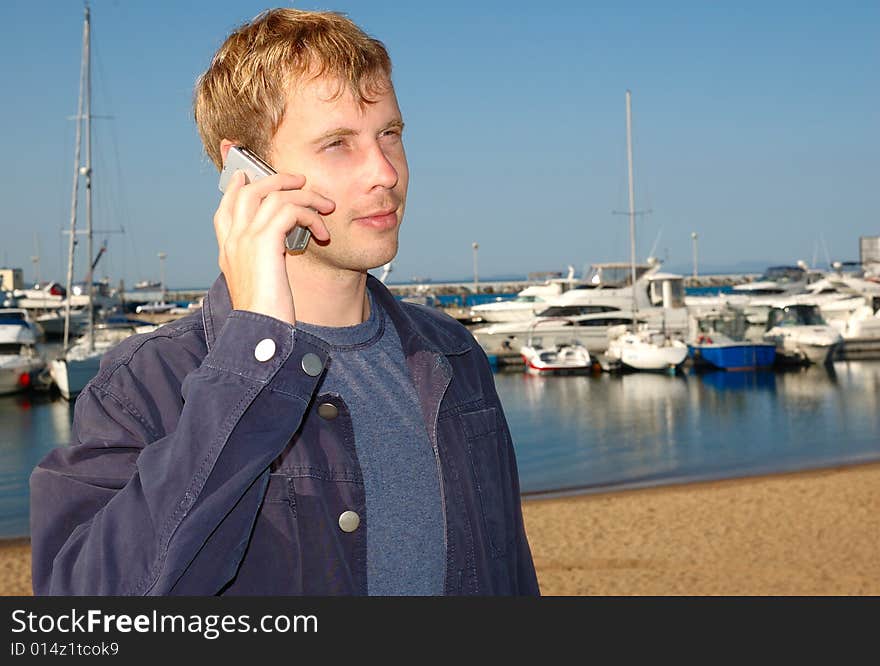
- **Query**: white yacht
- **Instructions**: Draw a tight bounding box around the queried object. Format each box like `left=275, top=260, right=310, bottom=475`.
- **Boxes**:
left=469, top=266, right=578, bottom=323
left=730, top=264, right=813, bottom=298
left=0, top=309, right=46, bottom=395
left=518, top=318, right=594, bottom=374
left=605, top=325, right=688, bottom=373
left=762, top=304, right=843, bottom=365
left=685, top=262, right=828, bottom=326
left=34, top=307, right=90, bottom=338
left=470, top=263, right=689, bottom=356
left=821, top=296, right=880, bottom=341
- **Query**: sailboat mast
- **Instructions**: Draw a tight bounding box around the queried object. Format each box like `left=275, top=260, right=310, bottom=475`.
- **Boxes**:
left=62, top=5, right=89, bottom=349
left=83, top=4, right=95, bottom=352
left=625, top=89, right=637, bottom=317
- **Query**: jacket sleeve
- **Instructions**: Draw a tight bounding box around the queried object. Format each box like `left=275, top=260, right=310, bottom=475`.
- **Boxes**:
left=29, top=311, right=328, bottom=596
left=474, top=342, right=541, bottom=596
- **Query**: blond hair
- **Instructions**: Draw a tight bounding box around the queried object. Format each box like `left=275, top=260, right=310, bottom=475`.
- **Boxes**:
left=194, top=8, right=392, bottom=170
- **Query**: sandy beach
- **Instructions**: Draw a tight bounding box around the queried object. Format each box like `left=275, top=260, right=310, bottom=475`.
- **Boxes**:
left=3, top=461, right=879, bottom=596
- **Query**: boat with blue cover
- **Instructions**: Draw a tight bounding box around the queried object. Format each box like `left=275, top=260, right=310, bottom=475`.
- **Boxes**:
left=688, top=333, right=776, bottom=370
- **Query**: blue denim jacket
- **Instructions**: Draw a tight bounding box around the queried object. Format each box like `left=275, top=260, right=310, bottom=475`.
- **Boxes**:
left=30, top=274, right=539, bottom=596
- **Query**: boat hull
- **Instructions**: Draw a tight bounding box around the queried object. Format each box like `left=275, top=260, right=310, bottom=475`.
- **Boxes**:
left=608, top=334, right=689, bottom=372
left=688, top=343, right=777, bottom=371
left=520, top=344, right=594, bottom=375
left=50, top=355, right=102, bottom=400
left=0, top=359, right=45, bottom=395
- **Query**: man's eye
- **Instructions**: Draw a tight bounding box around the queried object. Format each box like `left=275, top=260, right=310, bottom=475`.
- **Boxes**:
left=324, top=140, right=344, bottom=149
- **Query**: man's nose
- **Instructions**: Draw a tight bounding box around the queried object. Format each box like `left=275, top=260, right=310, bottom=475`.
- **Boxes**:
left=365, top=142, right=400, bottom=190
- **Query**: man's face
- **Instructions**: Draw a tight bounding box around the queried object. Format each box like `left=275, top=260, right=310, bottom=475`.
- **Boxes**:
left=268, top=75, right=408, bottom=273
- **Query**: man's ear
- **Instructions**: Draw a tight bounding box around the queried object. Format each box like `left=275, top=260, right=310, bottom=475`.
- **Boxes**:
left=219, top=139, right=237, bottom=164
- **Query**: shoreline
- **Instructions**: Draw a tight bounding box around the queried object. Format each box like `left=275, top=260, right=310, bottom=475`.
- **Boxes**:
left=4, top=461, right=880, bottom=596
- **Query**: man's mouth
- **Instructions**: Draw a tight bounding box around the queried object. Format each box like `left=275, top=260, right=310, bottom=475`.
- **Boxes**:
left=352, top=206, right=399, bottom=230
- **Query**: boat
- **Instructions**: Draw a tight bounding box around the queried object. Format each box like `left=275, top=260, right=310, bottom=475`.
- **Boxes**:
left=519, top=318, right=595, bottom=374
left=469, top=266, right=578, bottom=323
left=134, top=300, right=176, bottom=314
left=49, top=6, right=121, bottom=400
left=687, top=332, right=776, bottom=371
left=731, top=264, right=813, bottom=297
left=470, top=266, right=689, bottom=356
left=686, top=304, right=777, bottom=370
left=473, top=310, right=641, bottom=357
left=762, top=303, right=843, bottom=365
left=602, top=90, right=689, bottom=374
left=50, top=317, right=154, bottom=400
left=685, top=262, right=822, bottom=325
left=605, top=326, right=689, bottom=373
left=0, top=309, right=46, bottom=395
left=34, top=307, right=89, bottom=338
left=133, top=279, right=160, bottom=290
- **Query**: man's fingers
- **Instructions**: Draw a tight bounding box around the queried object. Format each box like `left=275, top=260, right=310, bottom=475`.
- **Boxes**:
left=251, top=200, right=331, bottom=243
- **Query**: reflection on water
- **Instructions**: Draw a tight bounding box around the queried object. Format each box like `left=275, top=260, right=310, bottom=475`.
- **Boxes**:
left=496, top=361, right=880, bottom=496
left=1, top=361, right=879, bottom=537
left=0, top=392, right=74, bottom=538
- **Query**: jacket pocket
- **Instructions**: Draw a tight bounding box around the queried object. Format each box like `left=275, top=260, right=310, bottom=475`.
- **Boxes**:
left=460, top=407, right=514, bottom=559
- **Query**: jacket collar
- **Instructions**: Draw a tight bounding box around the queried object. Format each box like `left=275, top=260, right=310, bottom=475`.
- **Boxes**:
left=201, top=272, right=470, bottom=357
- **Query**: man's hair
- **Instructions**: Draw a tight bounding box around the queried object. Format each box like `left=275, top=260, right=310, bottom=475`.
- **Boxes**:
left=194, top=8, right=392, bottom=170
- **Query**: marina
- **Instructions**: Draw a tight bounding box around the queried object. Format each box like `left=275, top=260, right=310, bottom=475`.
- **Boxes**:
left=2, top=357, right=879, bottom=539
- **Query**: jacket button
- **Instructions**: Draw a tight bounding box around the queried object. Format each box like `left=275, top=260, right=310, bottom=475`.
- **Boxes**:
left=338, top=510, right=360, bottom=533
left=254, top=338, right=276, bottom=362
left=301, top=352, right=323, bottom=376
left=317, top=402, right=339, bottom=420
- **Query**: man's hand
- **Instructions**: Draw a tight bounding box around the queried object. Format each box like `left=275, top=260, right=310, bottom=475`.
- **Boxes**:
left=213, top=170, right=334, bottom=324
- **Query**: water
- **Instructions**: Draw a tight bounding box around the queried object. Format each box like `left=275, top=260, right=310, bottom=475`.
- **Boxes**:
left=499, top=361, right=880, bottom=497
left=1, top=392, right=74, bottom=538
left=2, top=361, right=879, bottom=538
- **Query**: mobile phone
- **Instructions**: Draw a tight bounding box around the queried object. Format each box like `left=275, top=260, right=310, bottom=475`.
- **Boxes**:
left=218, top=145, right=311, bottom=253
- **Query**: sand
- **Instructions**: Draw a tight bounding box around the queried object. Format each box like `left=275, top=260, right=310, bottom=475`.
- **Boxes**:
left=3, top=462, right=879, bottom=596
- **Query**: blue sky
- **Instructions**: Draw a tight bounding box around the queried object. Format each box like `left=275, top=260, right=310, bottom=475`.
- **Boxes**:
left=2, top=0, right=878, bottom=288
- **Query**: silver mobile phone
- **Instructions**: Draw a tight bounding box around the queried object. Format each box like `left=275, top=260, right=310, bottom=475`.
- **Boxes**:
left=218, top=145, right=311, bottom=253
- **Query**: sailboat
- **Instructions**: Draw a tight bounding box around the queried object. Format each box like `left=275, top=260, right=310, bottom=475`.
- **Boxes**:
left=49, top=5, right=111, bottom=400
left=604, top=90, right=688, bottom=373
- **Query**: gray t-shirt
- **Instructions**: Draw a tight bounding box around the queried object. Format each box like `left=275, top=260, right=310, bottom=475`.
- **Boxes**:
left=296, top=293, right=445, bottom=595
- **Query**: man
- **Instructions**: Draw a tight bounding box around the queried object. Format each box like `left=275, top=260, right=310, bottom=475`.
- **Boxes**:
left=30, top=8, right=539, bottom=596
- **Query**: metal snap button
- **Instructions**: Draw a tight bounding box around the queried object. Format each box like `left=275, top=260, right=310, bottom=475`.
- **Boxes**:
left=254, top=338, right=276, bottom=362
left=338, top=510, right=360, bottom=533
left=301, top=352, right=323, bottom=376
left=317, top=402, right=339, bottom=420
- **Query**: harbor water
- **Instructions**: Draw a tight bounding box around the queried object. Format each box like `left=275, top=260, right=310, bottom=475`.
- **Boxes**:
left=2, top=360, right=879, bottom=539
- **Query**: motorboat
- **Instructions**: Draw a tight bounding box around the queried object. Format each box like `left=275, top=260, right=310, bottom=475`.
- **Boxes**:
left=521, top=342, right=593, bottom=374
left=541, top=261, right=661, bottom=314
left=473, top=310, right=640, bottom=357
left=34, top=307, right=90, bottom=338
left=470, top=266, right=690, bottom=356
left=687, top=332, right=776, bottom=371
left=135, top=301, right=176, bottom=314
left=0, top=308, right=46, bottom=395
left=730, top=264, right=813, bottom=297
left=762, top=304, right=843, bottom=365
left=686, top=304, right=776, bottom=370
left=605, top=325, right=689, bottom=373
left=14, top=280, right=118, bottom=314
left=685, top=262, right=820, bottom=326
left=469, top=266, right=578, bottom=323
left=519, top=318, right=594, bottom=374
